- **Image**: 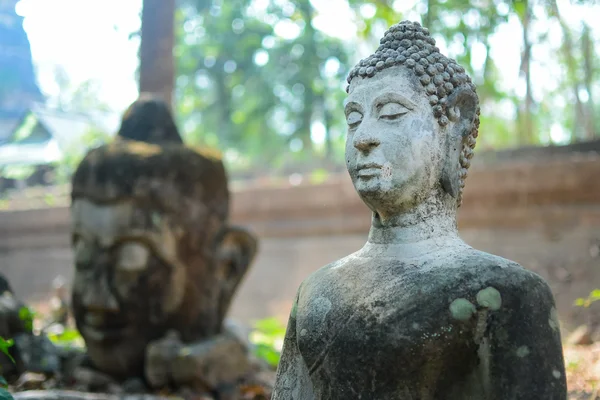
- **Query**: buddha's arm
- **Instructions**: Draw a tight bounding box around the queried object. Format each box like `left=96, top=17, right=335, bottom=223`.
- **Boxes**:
left=272, top=291, right=315, bottom=400
left=486, top=274, right=567, bottom=400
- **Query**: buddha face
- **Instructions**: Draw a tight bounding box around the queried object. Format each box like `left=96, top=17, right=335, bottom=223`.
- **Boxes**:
left=345, top=66, right=444, bottom=216
left=70, top=199, right=190, bottom=378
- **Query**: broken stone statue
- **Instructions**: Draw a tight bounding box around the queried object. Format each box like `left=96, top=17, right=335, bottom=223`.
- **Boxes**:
left=67, top=96, right=260, bottom=394
left=272, top=20, right=567, bottom=400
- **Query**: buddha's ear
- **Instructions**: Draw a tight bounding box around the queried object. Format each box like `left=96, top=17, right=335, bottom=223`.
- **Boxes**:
left=440, top=86, right=478, bottom=199
left=217, top=226, right=258, bottom=277
left=215, top=226, right=258, bottom=321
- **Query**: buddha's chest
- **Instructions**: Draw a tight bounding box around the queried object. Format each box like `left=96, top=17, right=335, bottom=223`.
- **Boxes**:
left=295, top=264, right=482, bottom=397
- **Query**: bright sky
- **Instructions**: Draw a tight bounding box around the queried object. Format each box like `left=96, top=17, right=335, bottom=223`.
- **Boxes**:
left=15, top=0, right=600, bottom=144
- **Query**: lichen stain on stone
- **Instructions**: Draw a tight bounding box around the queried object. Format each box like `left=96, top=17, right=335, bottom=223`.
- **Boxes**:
left=381, top=162, right=393, bottom=180
left=449, top=298, right=476, bottom=321
left=548, top=307, right=559, bottom=332
left=313, top=297, right=332, bottom=321
left=516, top=346, right=530, bottom=358
left=476, top=287, right=502, bottom=311
left=552, top=369, right=561, bottom=379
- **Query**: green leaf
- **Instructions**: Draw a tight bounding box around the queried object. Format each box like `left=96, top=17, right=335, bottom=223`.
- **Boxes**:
left=0, top=338, right=14, bottom=364
left=574, top=298, right=586, bottom=307
left=18, top=307, right=35, bottom=332
left=0, top=387, right=14, bottom=400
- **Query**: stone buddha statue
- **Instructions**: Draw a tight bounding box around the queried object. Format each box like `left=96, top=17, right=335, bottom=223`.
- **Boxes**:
left=69, top=98, right=258, bottom=391
left=272, top=21, right=567, bottom=400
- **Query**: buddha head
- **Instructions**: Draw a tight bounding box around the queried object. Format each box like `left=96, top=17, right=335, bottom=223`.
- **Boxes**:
left=344, top=21, right=480, bottom=220
left=70, top=141, right=257, bottom=379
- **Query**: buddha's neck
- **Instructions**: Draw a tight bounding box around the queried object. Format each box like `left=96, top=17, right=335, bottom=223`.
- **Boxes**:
left=367, top=193, right=459, bottom=246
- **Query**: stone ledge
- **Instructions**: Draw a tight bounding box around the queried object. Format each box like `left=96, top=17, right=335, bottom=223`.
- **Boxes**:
left=0, top=153, right=599, bottom=247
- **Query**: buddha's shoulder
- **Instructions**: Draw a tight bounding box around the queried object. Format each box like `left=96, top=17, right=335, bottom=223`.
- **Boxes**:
left=296, top=252, right=363, bottom=293
left=448, top=246, right=551, bottom=292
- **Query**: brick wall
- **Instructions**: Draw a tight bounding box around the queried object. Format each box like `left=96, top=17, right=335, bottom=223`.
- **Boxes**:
left=1, top=143, right=599, bottom=332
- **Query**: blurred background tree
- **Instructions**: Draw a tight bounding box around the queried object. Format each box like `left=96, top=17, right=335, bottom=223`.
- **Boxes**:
left=3, top=0, right=600, bottom=180
left=145, top=0, right=598, bottom=177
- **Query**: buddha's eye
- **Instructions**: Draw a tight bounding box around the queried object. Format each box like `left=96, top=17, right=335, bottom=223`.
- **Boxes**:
left=346, top=111, right=363, bottom=128
left=379, top=103, right=409, bottom=120
left=116, top=242, right=150, bottom=272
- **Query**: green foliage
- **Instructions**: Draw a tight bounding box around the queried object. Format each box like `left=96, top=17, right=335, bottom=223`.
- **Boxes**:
left=11, top=114, right=38, bottom=142
left=249, top=317, right=286, bottom=368
left=0, top=338, right=14, bottom=364
left=171, top=0, right=600, bottom=176
left=574, top=289, right=600, bottom=308
left=18, top=306, right=35, bottom=332
left=0, top=166, right=35, bottom=181
left=47, top=328, right=85, bottom=349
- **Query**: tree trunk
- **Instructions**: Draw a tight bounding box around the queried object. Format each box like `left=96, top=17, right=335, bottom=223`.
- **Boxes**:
left=424, top=0, right=434, bottom=29
left=549, top=0, right=588, bottom=142
left=139, top=0, right=176, bottom=108
left=519, top=0, right=534, bottom=145
left=297, top=0, right=316, bottom=153
left=582, top=23, right=596, bottom=139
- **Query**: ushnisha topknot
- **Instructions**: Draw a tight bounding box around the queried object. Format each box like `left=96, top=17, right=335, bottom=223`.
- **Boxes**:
left=346, top=20, right=481, bottom=206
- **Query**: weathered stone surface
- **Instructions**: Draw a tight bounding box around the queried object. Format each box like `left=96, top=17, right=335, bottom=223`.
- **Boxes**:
left=68, top=97, right=258, bottom=387
left=116, top=94, right=183, bottom=145
left=169, top=333, right=251, bottom=390
left=272, top=20, right=567, bottom=400
left=145, top=330, right=251, bottom=392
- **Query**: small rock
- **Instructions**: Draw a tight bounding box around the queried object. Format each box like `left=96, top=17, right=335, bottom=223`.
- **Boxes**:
left=170, top=333, right=251, bottom=390
left=145, top=331, right=183, bottom=389
left=72, top=367, right=117, bottom=391
left=567, top=325, right=593, bottom=346
left=121, top=378, right=147, bottom=394
left=14, top=372, right=47, bottom=391
left=106, top=383, right=124, bottom=394
left=13, top=333, right=60, bottom=375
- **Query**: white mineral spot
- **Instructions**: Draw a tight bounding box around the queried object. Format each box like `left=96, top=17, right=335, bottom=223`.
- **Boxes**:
left=412, top=322, right=420, bottom=330
left=552, top=369, right=561, bottom=379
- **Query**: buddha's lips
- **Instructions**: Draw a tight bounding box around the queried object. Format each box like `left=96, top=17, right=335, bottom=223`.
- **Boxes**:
left=357, top=163, right=382, bottom=178
left=357, top=162, right=382, bottom=171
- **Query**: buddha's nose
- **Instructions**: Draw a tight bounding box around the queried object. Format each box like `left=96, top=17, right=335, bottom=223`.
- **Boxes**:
left=81, top=278, right=119, bottom=313
left=354, top=132, right=381, bottom=153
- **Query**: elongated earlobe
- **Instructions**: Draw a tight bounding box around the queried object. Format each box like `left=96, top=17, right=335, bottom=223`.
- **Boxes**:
left=440, top=87, right=478, bottom=199
left=215, top=226, right=258, bottom=323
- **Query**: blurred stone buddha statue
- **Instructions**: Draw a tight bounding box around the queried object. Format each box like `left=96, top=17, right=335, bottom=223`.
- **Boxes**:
left=272, top=21, right=566, bottom=400
left=69, top=96, right=258, bottom=391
